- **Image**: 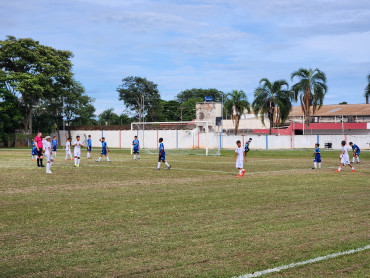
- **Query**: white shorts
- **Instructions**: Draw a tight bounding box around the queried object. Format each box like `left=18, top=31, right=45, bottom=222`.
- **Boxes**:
left=66, top=150, right=71, bottom=154
left=236, top=160, right=243, bottom=169
left=74, top=149, right=81, bottom=157
left=45, top=152, right=51, bottom=162
left=341, top=157, right=350, bottom=165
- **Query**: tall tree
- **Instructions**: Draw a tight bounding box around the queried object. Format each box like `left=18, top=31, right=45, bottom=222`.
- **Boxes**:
left=252, top=78, right=292, bottom=135
left=176, top=88, right=224, bottom=103
left=117, top=76, right=161, bottom=122
left=365, top=74, right=370, bottom=104
left=0, top=36, right=73, bottom=131
left=291, top=68, right=327, bottom=128
left=224, top=90, right=250, bottom=135
left=98, top=108, right=120, bottom=125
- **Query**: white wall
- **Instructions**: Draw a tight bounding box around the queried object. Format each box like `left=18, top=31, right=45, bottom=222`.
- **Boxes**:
left=59, top=129, right=370, bottom=150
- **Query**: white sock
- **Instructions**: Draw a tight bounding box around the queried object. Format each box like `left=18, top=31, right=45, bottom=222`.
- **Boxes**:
left=318, top=163, right=321, bottom=168
left=165, top=162, right=170, bottom=167
left=50, top=161, right=53, bottom=168
left=239, top=169, right=242, bottom=175
left=98, top=157, right=101, bottom=162
left=46, top=163, right=50, bottom=172
left=138, top=155, right=140, bottom=159
left=75, top=159, right=77, bottom=165
left=134, top=154, right=136, bottom=160
left=106, top=156, right=110, bottom=162
left=32, top=155, right=34, bottom=160
left=78, top=158, right=80, bottom=165
left=65, top=154, right=68, bottom=159
left=157, top=162, right=161, bottom=168
left=314, top=162, right=317, bottom=168
left=352, top=157, right=355, bottom=163
left=357, top=157, right=360, bottom=162
left=338, top=167, right=341, bottom=171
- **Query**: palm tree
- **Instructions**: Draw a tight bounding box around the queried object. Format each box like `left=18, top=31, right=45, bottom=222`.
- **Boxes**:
left=365, top=74, right=370, bottom=104
left=224, top=90, right=250, bottom=135
left=291, top=68, right=327, bottom=129
left=252, top=78, right=292, bottom=135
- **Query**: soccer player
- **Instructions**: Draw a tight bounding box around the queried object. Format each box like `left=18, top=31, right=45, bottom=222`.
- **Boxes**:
left=73, top=135, right=84, bottom=167
left=312, top=143, right=321, bottom=169
left=87, top=135, right=92, bottom=159
left=52, top=136, right=57, bottom=157
left=234, top=140, right=246, bottom=178
left=335, top=140, right=355, bottom=172
left=44, top=136, right=54, bottom=174
left=31, top=139, right=37, bottom=161
left=156, top=138, right=171, bottom=170
left=96, top=137, right=110, bottom=162
left=34, top=132, right=45, bottom=167
left=132, top=135, right=140, bottom=160
left=245, top=137, right=252, bottom=156
left=65, top=137, right=73, bottom=160
left=349, top=142, right=360, bottom=164
left=42, top=136, right=47, bottom=154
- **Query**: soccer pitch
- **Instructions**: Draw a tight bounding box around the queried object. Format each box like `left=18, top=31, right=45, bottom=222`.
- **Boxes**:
left=0, top=149, right=369, bottom=277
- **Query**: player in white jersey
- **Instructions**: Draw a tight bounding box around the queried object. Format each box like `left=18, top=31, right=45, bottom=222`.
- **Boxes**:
left=42, top=137, right=47, bottom=153
left=335, top=140, right=355, bottom=172
left=65, top=137, right=73, bottom=160
left=233, top=140, right=246, bottom=178
left=73, top=135, right=84, bottom=167
left=44, top=136, right=54, bottom=174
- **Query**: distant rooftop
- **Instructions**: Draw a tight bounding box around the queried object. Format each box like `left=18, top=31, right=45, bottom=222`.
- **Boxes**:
left=289, top=104, right=370, bottom=117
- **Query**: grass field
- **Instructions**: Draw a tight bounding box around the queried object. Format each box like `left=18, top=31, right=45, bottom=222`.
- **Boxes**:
left=0, top=148, right=369, bottom=277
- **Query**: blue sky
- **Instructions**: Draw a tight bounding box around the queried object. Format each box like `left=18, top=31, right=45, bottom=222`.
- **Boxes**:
left=1, top=0, right=370, bottom=115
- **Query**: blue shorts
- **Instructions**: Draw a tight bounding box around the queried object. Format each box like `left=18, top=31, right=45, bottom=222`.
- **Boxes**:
left=159, top=154, right=166, bottom=161
left=101, top=149, right=107, bottom=155
left=355, top=151, right=360, bottom=156
left=32, top=149, right=37, bottom=155
left=87, top=147, right=92, bottom=152
left=314, top=157, right=321, bottom=163
left=133, top=149, right=139, bottom=154
left=52, top=146, right=57, bottom=151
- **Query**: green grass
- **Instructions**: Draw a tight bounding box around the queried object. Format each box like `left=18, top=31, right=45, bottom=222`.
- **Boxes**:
left=0, top=149, right=369, bottom=277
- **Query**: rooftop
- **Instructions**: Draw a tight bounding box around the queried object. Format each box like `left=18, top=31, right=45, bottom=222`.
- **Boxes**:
left=289, top=104, right=370, bottom=117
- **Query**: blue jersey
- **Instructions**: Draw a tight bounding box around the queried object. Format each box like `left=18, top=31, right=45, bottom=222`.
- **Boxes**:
left=352, top=144, right=360, bottom=153
left=32, top=141, right=37, bottom=150
left=159, top=142, right=165, bottom=155
left=52, top=139, right=57, bottom=147
left=133, top=139, right=139, bottom=150
left=102, top=141, right=107, bottom=151
left=245, top=140, right=251, bottom=150
left=314, top=147, right=321, bottom=158
left=87, top=138, right=92, bottom=147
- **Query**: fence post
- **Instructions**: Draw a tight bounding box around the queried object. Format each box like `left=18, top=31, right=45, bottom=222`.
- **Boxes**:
left=266, top=135, right=268, bottom=150
left=317, top=134, right=319, bottom=144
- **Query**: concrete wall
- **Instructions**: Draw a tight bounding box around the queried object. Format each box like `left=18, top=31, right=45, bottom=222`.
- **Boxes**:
left=59, top=129, right=370, bottom=150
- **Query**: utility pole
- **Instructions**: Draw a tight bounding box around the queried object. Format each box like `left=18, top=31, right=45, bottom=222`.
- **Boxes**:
left=179, top=107, right=185, bottom=122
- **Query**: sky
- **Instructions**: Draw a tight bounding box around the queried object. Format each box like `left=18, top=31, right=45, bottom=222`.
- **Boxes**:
left=1, top=0, right=370, bottom=115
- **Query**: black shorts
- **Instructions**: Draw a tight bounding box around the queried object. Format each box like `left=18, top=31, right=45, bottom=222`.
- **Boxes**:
left=245, top=148, right=250, bottom=155
left=37, top=149, right=43, bottom=157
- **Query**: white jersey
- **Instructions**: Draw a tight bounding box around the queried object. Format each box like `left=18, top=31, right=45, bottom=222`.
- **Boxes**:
left=235, top=147, right=244, bottom=169
left=66, top=141, right=70, bottom=151
left=73, top=140, right=83, bottom=151
left=341, top=145, right=350, bottom=164
left=42, top=139, right=47, bottom=150
left=44, top=141, right=51, bottom=154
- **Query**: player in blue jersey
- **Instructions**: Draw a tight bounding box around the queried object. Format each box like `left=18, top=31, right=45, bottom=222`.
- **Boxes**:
left=96, top=137, right=110, bottom=162
left=132, top=135, right=140, bottom=160
left=51, top=136, right=57, bottom=157
left=312, top=143, right=321, bottom=169
left=31, top=139, right=38, bottom=161
left=87, top=135, right=92, bottom=159
left=349, top=142, right=360, bottom=164
left=245, top=138, right=252, bottom=156
left=156, top=138, right=171, bottom=170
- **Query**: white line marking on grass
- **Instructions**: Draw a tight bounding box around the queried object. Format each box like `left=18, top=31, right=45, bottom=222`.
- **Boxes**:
left=234, top=245, right=370, bottom=278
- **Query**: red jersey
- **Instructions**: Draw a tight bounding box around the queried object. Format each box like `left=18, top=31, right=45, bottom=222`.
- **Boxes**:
left=34, top=136, right=43, bottom=148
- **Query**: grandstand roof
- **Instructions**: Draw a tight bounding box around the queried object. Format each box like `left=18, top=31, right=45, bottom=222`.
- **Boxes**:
left=288, top=104, right=370, bottom=117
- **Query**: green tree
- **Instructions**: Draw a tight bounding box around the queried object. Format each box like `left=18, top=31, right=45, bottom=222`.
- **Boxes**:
left=0, top=86, right=23, bottom=145
left=98, top=108, right=120, bottom=125
left=63, top=81, right=96, bottom=127
left=0, top=36, right=73, bottom=131
left=176, top=88, right=224, bottom=103
left=117, top=76, right=161, bottom=122
left=224, top=90, right=250, bottom=135
left=252, top=78, right=292, bottom=135
left=160, top=100, right=181, bottom=121
left=365, top=74, right=370, bottom=104
left=291, top=68, right=327, bottom=128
